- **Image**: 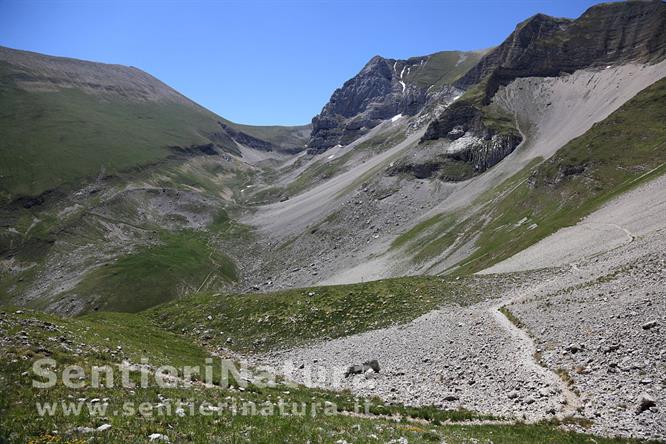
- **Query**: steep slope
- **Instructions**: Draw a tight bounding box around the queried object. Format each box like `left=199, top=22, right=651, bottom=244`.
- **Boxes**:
left=0, top=47, right=313, bottom=314
left=418, top=0, right=666, bottom=182
left=397, top=72, right=666, bottom=276
left=234, top=59, right=666, bottom=293
left=307, top=50, right=483, bottom=153
left=0, top=46, right=231, bottom=203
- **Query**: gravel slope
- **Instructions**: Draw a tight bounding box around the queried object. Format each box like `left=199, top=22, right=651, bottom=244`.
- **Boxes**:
left=246, top=62, right=666, bottom=285
left=480, top=172, right=666, bottom=274
left=256, top=225, right=665, bottom=440
left=243, top=127, right=425, bottom=238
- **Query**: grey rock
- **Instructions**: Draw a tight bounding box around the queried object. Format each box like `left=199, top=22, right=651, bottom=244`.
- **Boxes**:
left=636, top=393, right=656, bottom=414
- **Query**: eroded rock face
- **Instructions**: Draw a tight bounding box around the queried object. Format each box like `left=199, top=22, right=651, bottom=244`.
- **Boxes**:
left=308, top=56, right=429, bottom=154
left=389, top=132, right=522, bottom=182
left=457, top=1, right=666, bottom=95
left=446, top=133, right=522, bottom=174
left=422, top=101, right=482, bottom=140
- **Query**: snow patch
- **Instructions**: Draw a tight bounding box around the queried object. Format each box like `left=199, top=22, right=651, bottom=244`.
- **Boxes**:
left=445, top=134, right=478, bottom=154
left=399, top=81, right=406, bottom=92
left=455, top=53, right=468, bottom=67
left=391, top=114, right=403, bottom=122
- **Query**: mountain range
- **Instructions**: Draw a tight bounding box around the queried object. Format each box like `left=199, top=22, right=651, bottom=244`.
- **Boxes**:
left=1, top=1, right=666, bottom=442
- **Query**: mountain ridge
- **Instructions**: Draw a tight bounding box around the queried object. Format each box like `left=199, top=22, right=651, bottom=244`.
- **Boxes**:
left=415, top=0, right=666, bottom=184
left=0, top=45, right=309, bottom=203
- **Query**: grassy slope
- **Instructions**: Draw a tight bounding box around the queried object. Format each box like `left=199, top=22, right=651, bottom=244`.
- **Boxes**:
left=0, top=309, right=646, bottom=443
left=408, top=51, right=485, bottom=89
left=65, top=231, right=237, bottom=314
left=148, top=276, right=492, bottom=353
left=0, top=60, right=238, bottom=203
left=399, top=77, right=666, bottom=272
left=53, top=211, right=250, bottom=314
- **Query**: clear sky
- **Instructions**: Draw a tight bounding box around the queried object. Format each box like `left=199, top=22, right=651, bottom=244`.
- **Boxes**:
left=0, top=0, right=605, bottom=126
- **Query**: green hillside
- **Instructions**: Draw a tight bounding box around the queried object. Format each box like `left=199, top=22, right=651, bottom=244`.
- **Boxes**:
left=0, top=50, right=244, bottom=203
left=148, top=275, right=490, bottom=353
left=0, top=47, right=309, bottom=205
left=407, top=50, right=487, bottom=90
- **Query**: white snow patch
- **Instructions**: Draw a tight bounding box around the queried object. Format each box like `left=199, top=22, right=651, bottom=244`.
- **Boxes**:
left=445, top=134, right=478, bottom=154
left=455, top=53, right=468, bottom=67
left=399, top=80, right=406, bottom=92
left=391, top=114, right=403, bottom=122
left=327, top=154, right=335, bottom=159
left=399, top=66, right=406, bottom=79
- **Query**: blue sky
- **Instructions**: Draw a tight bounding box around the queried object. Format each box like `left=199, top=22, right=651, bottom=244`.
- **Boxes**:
left=1, top=0, right=604, bottom=125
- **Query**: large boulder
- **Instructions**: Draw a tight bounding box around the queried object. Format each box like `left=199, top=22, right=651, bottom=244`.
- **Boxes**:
left=344, top=359, right=381, bottom=377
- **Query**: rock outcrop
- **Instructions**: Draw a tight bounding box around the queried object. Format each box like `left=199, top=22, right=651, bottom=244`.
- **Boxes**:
left=307, top=51, right=481, bottom=154
left=456, top=0, right=666, bottom=100
left=308, top=56, right=426, bottom=154
left=419, top=1, right=666, bottom=181
left=389, top=131, right=521, bottom=181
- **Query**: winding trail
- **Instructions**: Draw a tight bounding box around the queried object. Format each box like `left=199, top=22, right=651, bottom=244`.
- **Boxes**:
left=580, top=222, right=635, bottom=244
left=490, top=275, right=583, bottom=418
left=492, top=302, right=582, bottom=418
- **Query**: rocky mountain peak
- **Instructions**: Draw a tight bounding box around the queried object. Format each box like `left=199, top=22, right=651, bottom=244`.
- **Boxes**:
left=307, top=51, right=478, bottom=154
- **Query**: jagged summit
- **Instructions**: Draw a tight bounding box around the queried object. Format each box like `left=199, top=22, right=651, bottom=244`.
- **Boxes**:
left=307, top=50, right=483, bottom=154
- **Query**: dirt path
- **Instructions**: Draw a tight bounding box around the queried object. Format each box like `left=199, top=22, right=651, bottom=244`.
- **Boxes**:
left=491, top=299, right=582, bottom=418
